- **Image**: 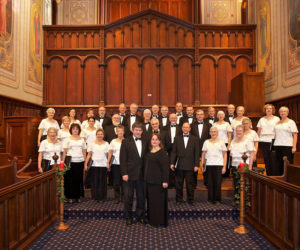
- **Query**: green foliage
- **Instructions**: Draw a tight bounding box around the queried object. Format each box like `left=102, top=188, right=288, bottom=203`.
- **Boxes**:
left=55, top=164, right=69, bottom=203
left=233, top=169, right=251, bottom=208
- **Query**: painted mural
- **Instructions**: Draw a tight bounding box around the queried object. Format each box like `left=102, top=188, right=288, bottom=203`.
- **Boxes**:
left=288, top=0, right=300, bottom=71
left=203, top=0, right=236, bottom=24
left=0, top=0, right=13, bottom=72
left=28, top=0, right=42, bottom=84
left=257, top=0, right=272, bottom=80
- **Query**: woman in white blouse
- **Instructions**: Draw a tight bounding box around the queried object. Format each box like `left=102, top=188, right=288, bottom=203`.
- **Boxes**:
left=242, top=118, right=259, bottom=165
left=81, top=117, right=97, bottom=149
left=85, top=128, right=109, bottom=202
left=38, top=108, right=60, bottom=147
left=274, top=106, right=298, bottom=175
left=213, top=110, right=233, bottom=177
left=81, top=108, right=100, bottom=130
left=61, top=109, right=81, bottom=129
left=63, top=123, right=87, bottom=203
left=38, top=127, right=62, bottom=173
left=231, top=106, right=247, bottom=137
left=107, top=125, right=125, bottom=203
left=201, top=127, right=227, bottom=204
left=230, top=125, right=254, bottom=204
left=58, top=116, right=71, bottom=144
left=257, top=104, right=280, bottom=175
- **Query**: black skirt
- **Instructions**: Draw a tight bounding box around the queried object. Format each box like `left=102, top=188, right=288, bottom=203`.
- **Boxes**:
left=64, top=162, right=84, bottom=199
left=146, top=183, right=168, bottom=227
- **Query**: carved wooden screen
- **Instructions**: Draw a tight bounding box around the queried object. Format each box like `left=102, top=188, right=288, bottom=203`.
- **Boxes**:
left=43, top=9, right=256, bottom=107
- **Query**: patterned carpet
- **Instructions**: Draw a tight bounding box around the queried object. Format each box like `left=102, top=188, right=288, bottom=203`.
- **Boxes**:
left=30, top=218, right=274, bottom=249
left=29, top=194, right=275, bottom=249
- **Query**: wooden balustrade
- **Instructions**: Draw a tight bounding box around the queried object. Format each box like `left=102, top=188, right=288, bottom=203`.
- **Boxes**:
left=0, top=170, right=57, bottom=249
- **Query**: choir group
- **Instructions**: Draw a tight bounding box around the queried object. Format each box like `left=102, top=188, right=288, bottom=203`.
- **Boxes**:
left=37, top=102, right=298, bottom=227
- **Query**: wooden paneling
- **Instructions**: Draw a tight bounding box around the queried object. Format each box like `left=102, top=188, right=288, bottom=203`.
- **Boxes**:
left=43, top=9, right=256, bottom=106
left=0, top=170, right=57, bottom=250
left=247, top=171, right=300, bottom=250
left=107, top=0, right=193, bottom=23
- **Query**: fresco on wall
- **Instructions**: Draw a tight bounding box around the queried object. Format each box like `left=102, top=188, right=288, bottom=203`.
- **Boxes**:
left=288, top=0, right=300, bottom=71
left=257, top=0, right=272, bottom=80
left=0, top=0, right=13, bottom=72
left=203, top=0, right=236, bottom=24
left=28, top=0, right=42, bottom=84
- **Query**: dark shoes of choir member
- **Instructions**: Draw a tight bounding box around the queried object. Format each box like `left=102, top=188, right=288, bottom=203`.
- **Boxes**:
left=126, top=218, right=133, bottom=226
left=188, top=200, right=195, bottom=206
left=137, top=218, right=148, bottom=225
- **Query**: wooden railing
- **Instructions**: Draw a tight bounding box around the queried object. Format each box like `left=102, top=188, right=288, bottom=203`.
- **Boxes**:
left=0, top=170, right=57, bottom=250
left=246, top=171, right=300, bottom=250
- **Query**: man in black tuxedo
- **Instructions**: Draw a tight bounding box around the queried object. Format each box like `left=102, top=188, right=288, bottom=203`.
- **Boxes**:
left=191, top=109, right=212, bottom=187
left=145, top=118, right=170, bottom=151
left=120, top=122, right=147, bottom=226
left=175, top=102, right=187, bottom=125
left=159, top=105, right=169, bottom=129
left=151, top=104, right=160, bottom=119
left=164, top=113, right=180, bottom=188
left=142, top=109, right=152, bottom=136
left=170, top=122, right=200, bottom=205
left=125, top=103, right=143, bottom=135
left=105, top=114, right=125, bottom=143
left=224, top=104, right=236, bottom=124
left=119, top=103, right=127, bottom=126
left=180, top=105, right=196, bottom=126
left=204, top=106, right=218, bottom=125
left=96, top=106, right=112, bottom=129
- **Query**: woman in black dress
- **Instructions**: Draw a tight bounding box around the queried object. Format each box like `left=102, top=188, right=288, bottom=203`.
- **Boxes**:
left=144, top=133, right=169, bottom=227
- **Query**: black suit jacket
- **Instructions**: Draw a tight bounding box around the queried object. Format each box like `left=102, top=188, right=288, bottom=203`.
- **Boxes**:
left=191, top=121, right=212, bottom=156
left=158, top=115, right=170, bottom=129
left=164, top=124, right=181, bottom=154
left=176, top=112, right=187, bottom=125
left=119, top=113, right=127, bottom=126
left=170, top=134, right=200, bottom=171
left=120, top=136, right=148, bottom=181
left=224, top=114, right=235, bottom=124
left=142, top=121, right=152, bottom=135
left=204, top=116, right=218, bottom=125
left=96, top=115, right=112, bottom=129
left=125, top=114, right=143, bottom=135
left=144, top=129, right=171, bottom=153
left=179, top=115, right=196, bottom=127
left=104, top=124, right=129, bottom=143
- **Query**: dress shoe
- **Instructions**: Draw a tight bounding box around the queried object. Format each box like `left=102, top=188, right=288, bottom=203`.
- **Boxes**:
left=188, top=200, right=195, bottom=206
left=126, top=218, right=133, bottom=226
left=138, top=218, right=148, bottom=225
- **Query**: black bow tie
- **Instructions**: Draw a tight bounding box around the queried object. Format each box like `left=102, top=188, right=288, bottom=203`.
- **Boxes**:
left=120, top=114, right=125, bottom=117
left=162, top=116, right=168, bottom=118
left=153, top=130, right=159, bottom=134
left=209, top=117, right=214, bottom=120
left=153, top=115, right=159, bottom=118
left=99, top=116, right=104, bottom=119
left=198, top=121, right=204, bottom=125
left=145, top=122, right=150, bottom=125
left=130, top=115, right=136, bottom=117
left=135, top=137, right=141, bottom=141
left=183, top=134, right=189, bottom=138
left=171, top=125, right=176, bottom=128
left=188, top=116, right=193, bottom=118
left=177, top=113, right=182, bottom=116
left=229, top=115, right=234, bottom=118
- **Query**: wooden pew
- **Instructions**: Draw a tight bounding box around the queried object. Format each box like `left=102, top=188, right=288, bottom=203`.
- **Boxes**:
left=246, top=158, right=300, bottom=250
left=294, top=152, right=300, bottom=165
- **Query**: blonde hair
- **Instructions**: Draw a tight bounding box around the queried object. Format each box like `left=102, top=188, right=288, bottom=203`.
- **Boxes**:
left=242, top=117, right=252, bottom=124
left=47, top=127, right=58, bottom=135
left=62, top=116, right=70, bottom=122
left=217, top=110, right=225, bottom=117
left=46, top=108, right=55, bottom=114
left=279, top=106, right=289, bottom=113
left=96, top=128, right=105, bottom=135
left=264, top=104, right=275, bottom=114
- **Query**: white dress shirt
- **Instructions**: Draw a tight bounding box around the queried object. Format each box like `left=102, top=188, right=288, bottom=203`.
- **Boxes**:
left=63, top=138, right=87, bottom=162
left=38, top=119, right=60, bottom=135
left=213, top=122, right=233, bottom=144
left=109, top=139, right=122, bottom=165
left=197, top=121, right=204, bottom=138
left=187, top=116, right=194, bottom=124
left=183, top=134, right=189, bottom=148
left=162, top=117, right=168, bottom=126
left=176, top=113, right=183, bottom=124
left=130, top=115, right=136, bottom=130
left=88, top=141, right=109, bottom=167
left=39, top=140, right=62, bottom=164
left=133, top=136, right=142, bottom=157
left=202, top=139, right=227, bottom=166
left=229, top=139, right=254, bottom=167
left=170, top=125, right=177, bottom=143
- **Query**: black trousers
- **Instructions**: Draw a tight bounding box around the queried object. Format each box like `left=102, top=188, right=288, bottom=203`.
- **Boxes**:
left=175, top=169, right=194, bottom=202
left=64, top=162, right=84, bottom=199
left=274, top=146, right=293, bottom=176
left=123, top=176, right=145, bottom=220
left=259, top=142, right=273, bottom=176
left=111, top=164, right=123, bottom=200
left=207, top=165, right=222, bottom=202
left=90, top=167, right=107, bottom=201
left=222, top=143, right=230, bottom=177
